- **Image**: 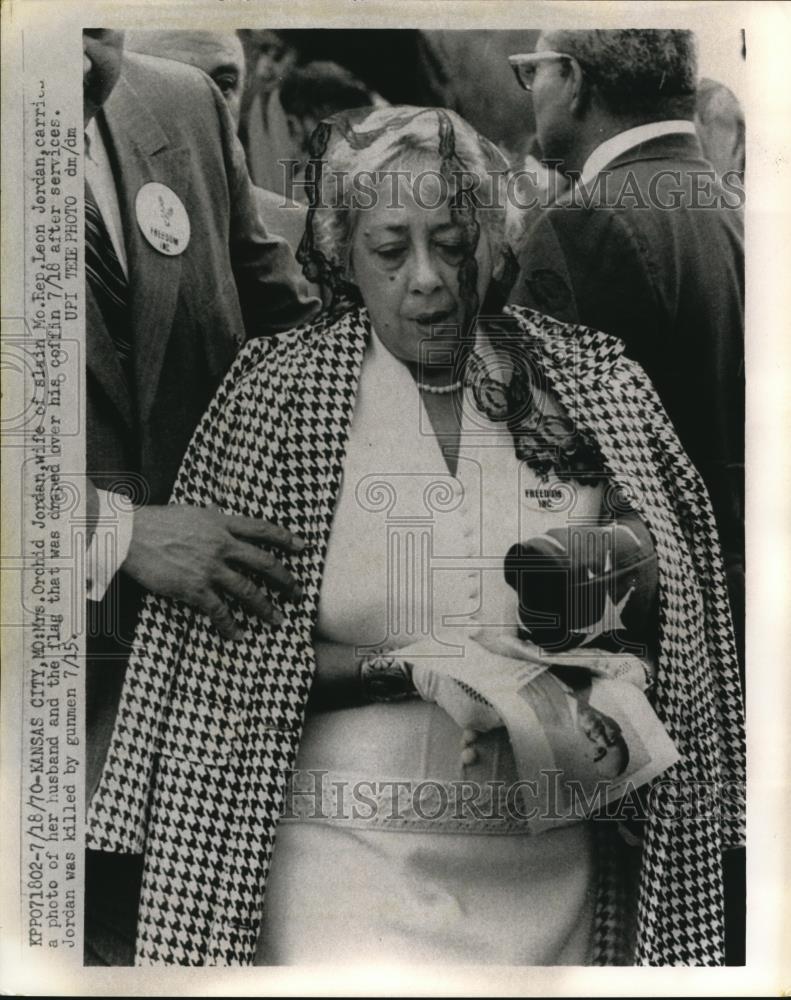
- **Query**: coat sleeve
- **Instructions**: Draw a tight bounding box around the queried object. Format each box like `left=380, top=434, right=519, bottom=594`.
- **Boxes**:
left=204, top=74, right=321, bottom=338
left=84, top=335, right=277, bottom=854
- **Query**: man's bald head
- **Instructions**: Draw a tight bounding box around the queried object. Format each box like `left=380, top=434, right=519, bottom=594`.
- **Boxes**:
left=125, top=30, right=246, bottom=126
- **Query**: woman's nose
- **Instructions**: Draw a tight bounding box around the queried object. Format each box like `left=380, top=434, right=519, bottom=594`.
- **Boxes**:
left=409, top=247, right=443, bottom=296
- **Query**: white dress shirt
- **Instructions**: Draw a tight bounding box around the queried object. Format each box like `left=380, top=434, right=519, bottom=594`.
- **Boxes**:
left=580, top=119, right=697, bottom=186
left=84, top=117, right=128, bottom=275
left=85, top=488, right=137, bottom=600
left=84, top=117, right=135, bottom=600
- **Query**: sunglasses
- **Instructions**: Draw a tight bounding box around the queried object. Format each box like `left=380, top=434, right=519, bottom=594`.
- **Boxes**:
left=508, top=51, right=575, bottom=92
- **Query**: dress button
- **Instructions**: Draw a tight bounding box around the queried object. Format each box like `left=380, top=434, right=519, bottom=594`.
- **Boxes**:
left=461, top=728, right=478, bottom=746
left=461, top=746, right=478, bottom=766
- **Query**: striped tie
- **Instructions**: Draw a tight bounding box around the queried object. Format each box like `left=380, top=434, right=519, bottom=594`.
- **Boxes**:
left=85, top=181, right=134, bottom=385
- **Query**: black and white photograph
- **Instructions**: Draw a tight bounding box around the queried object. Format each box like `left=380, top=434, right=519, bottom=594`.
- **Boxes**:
left=1, top=1, right=788, bottom=994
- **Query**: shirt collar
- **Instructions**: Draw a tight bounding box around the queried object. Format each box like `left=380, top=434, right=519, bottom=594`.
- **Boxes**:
left=84, top=116, right=107, bottom=164
left=85, top=117, right=96, bottom=159
left=579, top=120, right=696, bottom=186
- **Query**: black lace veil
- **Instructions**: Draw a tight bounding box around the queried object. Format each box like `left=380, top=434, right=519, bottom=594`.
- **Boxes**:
left=296, top=105, right=517, bottom=321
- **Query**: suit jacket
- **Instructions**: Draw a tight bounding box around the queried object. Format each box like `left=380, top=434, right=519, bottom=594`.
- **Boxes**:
left=253, top=185, right=308, bottom=257
left=252, top=186, right=323, bottom=301
left=510, top=133, right=745, bottom=609
left=86, top=52, right=319, bottom=799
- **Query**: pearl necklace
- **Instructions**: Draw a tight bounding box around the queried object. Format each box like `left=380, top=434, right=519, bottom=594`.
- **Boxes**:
left=415, top=378, right=463, bottom=395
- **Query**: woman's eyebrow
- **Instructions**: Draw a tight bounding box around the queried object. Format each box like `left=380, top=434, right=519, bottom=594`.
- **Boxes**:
left=367, top=224, right=408, bottom=235
left=430, top=221, right=464, bottom=235
left=361, top=221, right=462, bottom=241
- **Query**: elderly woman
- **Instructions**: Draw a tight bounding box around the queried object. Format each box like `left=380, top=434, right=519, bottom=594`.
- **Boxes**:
left=87, top=107, right=744, bottom=967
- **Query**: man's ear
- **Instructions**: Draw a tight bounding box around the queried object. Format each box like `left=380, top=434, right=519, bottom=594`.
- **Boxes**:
left=567, top=57, right=590, bottom=117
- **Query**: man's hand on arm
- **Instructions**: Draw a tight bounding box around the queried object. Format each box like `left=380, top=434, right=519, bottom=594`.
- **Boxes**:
left=121, top=504, right=305, bottom=640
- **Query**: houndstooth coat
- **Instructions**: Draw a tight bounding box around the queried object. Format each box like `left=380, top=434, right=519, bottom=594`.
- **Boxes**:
left=86, top=304, right=745, bottom=966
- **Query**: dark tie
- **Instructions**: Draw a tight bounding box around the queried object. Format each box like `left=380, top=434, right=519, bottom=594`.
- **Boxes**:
left=84, top=181, right=134, bottom=386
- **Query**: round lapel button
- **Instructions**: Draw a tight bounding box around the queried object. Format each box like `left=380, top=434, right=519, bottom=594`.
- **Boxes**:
left=135, top=182, right=190, bottom=256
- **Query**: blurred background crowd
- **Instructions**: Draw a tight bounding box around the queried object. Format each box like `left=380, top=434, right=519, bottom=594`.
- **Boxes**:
left=126, top=27, right=745, bottom=210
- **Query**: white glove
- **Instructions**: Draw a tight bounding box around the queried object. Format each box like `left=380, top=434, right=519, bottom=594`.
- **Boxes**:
left=411, top=661, right=503, bottom=732
left=395, top=637, right=504, bottom=732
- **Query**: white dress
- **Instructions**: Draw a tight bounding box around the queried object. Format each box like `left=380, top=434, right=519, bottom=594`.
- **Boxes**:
left=255, top=330, right=598, bottom=966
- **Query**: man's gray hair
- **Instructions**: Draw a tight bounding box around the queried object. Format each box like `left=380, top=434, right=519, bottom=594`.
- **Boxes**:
left=544, top=29, right=698, bottom=119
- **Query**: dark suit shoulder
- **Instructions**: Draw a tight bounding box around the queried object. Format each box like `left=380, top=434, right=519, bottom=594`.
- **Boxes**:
left=533, top=154, right=742, bottom=306
left=540, top=195, right=626, bottom=242
left=546, top=155, right=742, bottom=242
left=513, top=203, right=648, bottom=323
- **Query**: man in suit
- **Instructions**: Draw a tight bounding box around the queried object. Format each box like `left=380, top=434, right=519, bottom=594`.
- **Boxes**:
left=508, top=29, right=743, bottom=645
left=82, top=29, right=319, bottom=963
left=123, top=29, right=311, bottom=257
left=124, top=29, right=247, bottom=124
left=507, top=28, right=745, bottom=962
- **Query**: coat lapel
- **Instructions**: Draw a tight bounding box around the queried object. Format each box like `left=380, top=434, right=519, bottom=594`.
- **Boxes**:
left=101, top=72, right=192, bottom=424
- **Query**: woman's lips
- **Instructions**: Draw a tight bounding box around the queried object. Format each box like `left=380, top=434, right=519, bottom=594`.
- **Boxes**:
left=410, top=309, right=455, bottom=329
